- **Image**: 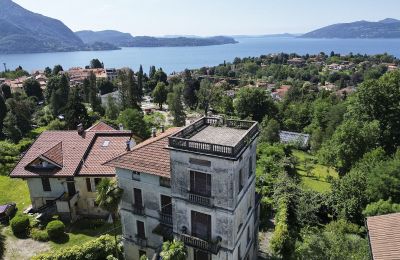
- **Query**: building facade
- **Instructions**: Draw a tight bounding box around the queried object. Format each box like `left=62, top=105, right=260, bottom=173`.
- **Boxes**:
left=107, top=117, right=260, bottom=260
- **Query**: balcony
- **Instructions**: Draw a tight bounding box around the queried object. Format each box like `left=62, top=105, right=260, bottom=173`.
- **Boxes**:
left=135, top=235, right=147, bottom=247
left=168, top=117, right=259, bottom=159
left=131, top=204, right=145, bottom=216
left=159, top=211, right=173, bottom=226
left=188, top=192, right=214, bottom=207
left=180, top=233, right=221, bottom=255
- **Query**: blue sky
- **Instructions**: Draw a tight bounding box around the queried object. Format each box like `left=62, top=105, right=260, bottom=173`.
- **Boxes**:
left=13, top=0, right=400, bottom=36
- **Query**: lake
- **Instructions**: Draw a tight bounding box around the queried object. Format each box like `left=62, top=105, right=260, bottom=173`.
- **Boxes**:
left=1, top=37, right=400, bottom=73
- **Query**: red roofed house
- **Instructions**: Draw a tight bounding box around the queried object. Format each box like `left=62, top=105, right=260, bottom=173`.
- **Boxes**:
left=10, top=122, right=134, bottom=221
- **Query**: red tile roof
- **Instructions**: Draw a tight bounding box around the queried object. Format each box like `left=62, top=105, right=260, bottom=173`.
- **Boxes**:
left=105, top=128, right=180, bottom=178
left=10, top=122, right=131, bottom=178
left=41, top=142, right=63, bottom=167
left=367, top=213, right=400, bottom=260
left=86, top=121, right=117, bottom=132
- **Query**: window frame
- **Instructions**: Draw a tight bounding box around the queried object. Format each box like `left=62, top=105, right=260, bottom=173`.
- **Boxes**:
left=41, top=177, right=51, bottom=192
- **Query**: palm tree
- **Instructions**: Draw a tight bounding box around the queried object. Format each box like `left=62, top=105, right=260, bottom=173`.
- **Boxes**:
left=96, top=178, right=123, bottom=258
left=160, top=239, right=187, bottom=260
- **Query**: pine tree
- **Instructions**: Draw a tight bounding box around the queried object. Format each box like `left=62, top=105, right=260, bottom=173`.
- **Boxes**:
left=149, top=66, right=156, bottom=79
left=65, top=88, right=89, bottom=129
left=137, top=65, right=144, bottom=95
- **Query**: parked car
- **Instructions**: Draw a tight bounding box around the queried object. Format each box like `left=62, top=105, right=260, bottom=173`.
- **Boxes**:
left=0, top=202, right=16, bottom=223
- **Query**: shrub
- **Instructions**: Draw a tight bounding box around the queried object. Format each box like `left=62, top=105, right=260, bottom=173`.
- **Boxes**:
left=46, top=220, right=65, bottom=240
left=10, top=215, right=30, bottom=236
left=31, top=229, right=49, bottom=242
left=32, top=235, right=120, bottom=260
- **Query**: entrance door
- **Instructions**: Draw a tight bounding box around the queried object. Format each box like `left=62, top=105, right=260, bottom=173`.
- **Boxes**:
left=191, top=211, right=211, bottom=241
left=66, top=178, right=76, bottom=196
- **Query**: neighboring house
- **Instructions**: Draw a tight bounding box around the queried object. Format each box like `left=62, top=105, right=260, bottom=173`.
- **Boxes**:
left=271, top=85, right=291, bottom=101
left=107, top=117, right=261, bottom=260
left=279, top=131, right=310, bottom=149
left=101, top=91, right=121, bottom=107
left=366, top=213, right=400, bottom=260
left=106, top=68, right=118, bottom=81
left=10, top=122, right=134, bottom=221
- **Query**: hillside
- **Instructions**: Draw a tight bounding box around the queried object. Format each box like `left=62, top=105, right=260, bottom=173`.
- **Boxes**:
left=301, top=18, right=400, bottom=38
left=0, top=0, right=118, bottom=54
left=76, top=30, right=238, bottom=47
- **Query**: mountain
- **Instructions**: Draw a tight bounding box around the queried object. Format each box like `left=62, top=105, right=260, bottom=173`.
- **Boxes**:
left=301, top=18, right=400, bottom=38
left=0, top=0, right=118, bottom=54
left=76, top=30, right=238, bottom=47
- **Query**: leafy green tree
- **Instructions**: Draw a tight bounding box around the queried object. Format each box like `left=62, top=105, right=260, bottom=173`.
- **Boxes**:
left=44, top=67, right=52, bottom=77
left=118, top=69, right=142, bottom=110
left=260, top=117, right=280, bottom=143
left=90, top=59, right=103, bottom=69
left=318, top=120, right=380, bottom=174
left=154, top=68, right=168, bottom=84
left=220, top=95, right=234, bottom=115
left=95, top=178, right=123, bottom=259
left=167, top=85, right=186, bottom=127
left=1, top=84, right=11, bottom=99
left=52, top=65, right=63, bottom=75
left=152, top=82, right=168, bottom=109
left=2, top=112, right=22, bottom=143
left=149, top=66, right=156, bottom=79
left=196, top=79, right=222, bottom=116
left=118, top=108, right=150, bottom=139
left=23, top=78, right=43, bottom=100
left=88, top=72, right=102, bottom=113
left=5, top=95, right=34, bottom=138
left=234, top=87, right=278, bottom=122
left=82, top=78, right=90, bottom=103
left=363, top=199, right=400, bottom=217
left=0, top=95, right=6, bottom=136
left=105, top=95, right=120, bottom=120
left=64, top=88, right=89, bottom=129
left=0, top=140, right=19, bottom=175
left=47, top=119, right=67, bottom=130
left=160, top=240, right=187, bottom=260
left=48, top=75, right=70, bottom=116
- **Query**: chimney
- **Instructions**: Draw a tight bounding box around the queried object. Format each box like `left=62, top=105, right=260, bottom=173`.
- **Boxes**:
left=160, top=125, right=165, bottom=133
left=77, top=123, right=84, bottom=136
left=126, top=138, right=136, bottom=151
left=119, top=123, right=124, bottom=131
left=151, top=127, right=157, bottom=138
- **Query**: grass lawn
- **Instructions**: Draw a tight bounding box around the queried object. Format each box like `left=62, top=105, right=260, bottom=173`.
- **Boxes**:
left=0, top=175, right=30, bottom=212
left=293, top=150, right=338, bottom=192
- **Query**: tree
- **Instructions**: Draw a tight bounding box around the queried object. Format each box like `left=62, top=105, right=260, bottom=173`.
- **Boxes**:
left=2, top=112, right=22, bottom=143
left=149, top=66, right=156, bottom=79
left=5, top=95, right=34, bottom=138
left=137, top=65, right=144, bottom=95
left=64, top=88, right=89, bottom=129
left=154, top=68, right=167, bottom=84
left=220, top=96, right=234, bottom=115
left=48, top=75, right=70, bottom=116
left=52, top=65, right=63, bottom=75
left=234, top=87, right=278, bottom=122
left=23, top=78, right=43, bottom=100
left=182, top=69, right=199, bottom=109
left=118, top=108, right=150, bottom=139
left=88, top=72, right=102, bottom=113
left=196, top=79, right=222, bottom=116
left=260, top=118, right=280, bottom=143
left=95, top=178, right=123, bottom=259
left=167, top=85, right=186, bottom=127
left=82, top=78, right=90, bottom=103
left=118, top=69, right=142, bottom=110
left=90, top=59, right=103, bottom=69
left=363, top=199, right=400, bottom=217
left=1, top=84, right=11, bottom=99
left=152, top=82, right=168, bottom=109
left=0, top=95, right=6, bottom=136
left=160, top=240, right=187, bottom=260
left=105, top=95, right=120, bottom=120
left=44, top=67, right=52, bottom=77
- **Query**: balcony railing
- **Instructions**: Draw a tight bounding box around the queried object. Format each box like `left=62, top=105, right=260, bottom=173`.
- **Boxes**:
left=135, top=235, right=147, bottom=247
left=180, top=233, right=221, bottom=255
left=131, top=204, right=145, bottom=216
left=188, top=192, right=213, bottom=207
left=168, top=117, right=259, bottom=158
left=159, top=211, right=173, bottom=226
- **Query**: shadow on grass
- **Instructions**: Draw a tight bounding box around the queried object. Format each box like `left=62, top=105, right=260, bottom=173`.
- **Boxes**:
left=67, top=219, right=121, bottom=237
left=51, top=233, right=69, bottom=244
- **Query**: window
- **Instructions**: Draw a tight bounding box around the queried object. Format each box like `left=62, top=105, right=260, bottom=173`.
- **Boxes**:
left=132, top=171, right=140, bottom=181
left=136, top=220, right=145, bottom=238
left=239, top=169, right=243, bottom=193
left=41, top=178, right=51, bottom=192
left=102, top=140, right=110, bottom=147
left=94, top=178, right=101, bottom=191
left=134, top=188, right=143, bottom=207
left=191, top=211, right=211, bottom=241
left=86, top=178, right=92, bottom=192
left=248, top=156, right=253, bottom=178
left=190, top=171, right=211, bottom=197
left=160, top=195, right=172, bottom=215
left=159, top=177, right=170, bottom=188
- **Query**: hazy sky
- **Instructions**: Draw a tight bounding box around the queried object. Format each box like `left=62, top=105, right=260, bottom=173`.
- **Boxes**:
left=13, top=0, right=400, bottom=36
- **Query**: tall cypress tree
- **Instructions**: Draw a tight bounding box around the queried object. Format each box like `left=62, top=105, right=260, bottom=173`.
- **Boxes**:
left=137, top=65, right=144, bottom=96
left=88, top=72, right=102, bottom=113
left=65, top=88, right=89, bottom=129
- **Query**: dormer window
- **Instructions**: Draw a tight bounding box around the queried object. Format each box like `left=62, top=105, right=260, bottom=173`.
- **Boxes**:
left=102, top=140, right=110, bottom=147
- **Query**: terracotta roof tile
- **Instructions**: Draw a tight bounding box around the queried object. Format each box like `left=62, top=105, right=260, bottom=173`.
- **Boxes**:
left=11, top=124, right=132, bottom=178
left=41, top=142, right=63, bottom=166
left=86, top=121, right=117, bottom=132
left=367, top=212, right=400, bottom=260
left=105, top=128, right=180, bottom=178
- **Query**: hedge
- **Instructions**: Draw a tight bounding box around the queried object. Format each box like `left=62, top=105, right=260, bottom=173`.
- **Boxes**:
left=46, top=220, right=65, bottom=240
left=31, top=229, right=49, bottom=242
left=270, top=197, right=293, bottom=257
left=32, top=235, right=120, bottom=260
left=10, top=215, right=30, bottom=235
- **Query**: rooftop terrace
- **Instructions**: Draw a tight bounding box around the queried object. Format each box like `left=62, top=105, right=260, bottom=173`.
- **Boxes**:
left=168, top=117, right=259, bottom=158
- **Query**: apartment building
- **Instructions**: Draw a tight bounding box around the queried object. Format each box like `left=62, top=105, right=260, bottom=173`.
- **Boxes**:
left=107, top=117, right=260, bottom=260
